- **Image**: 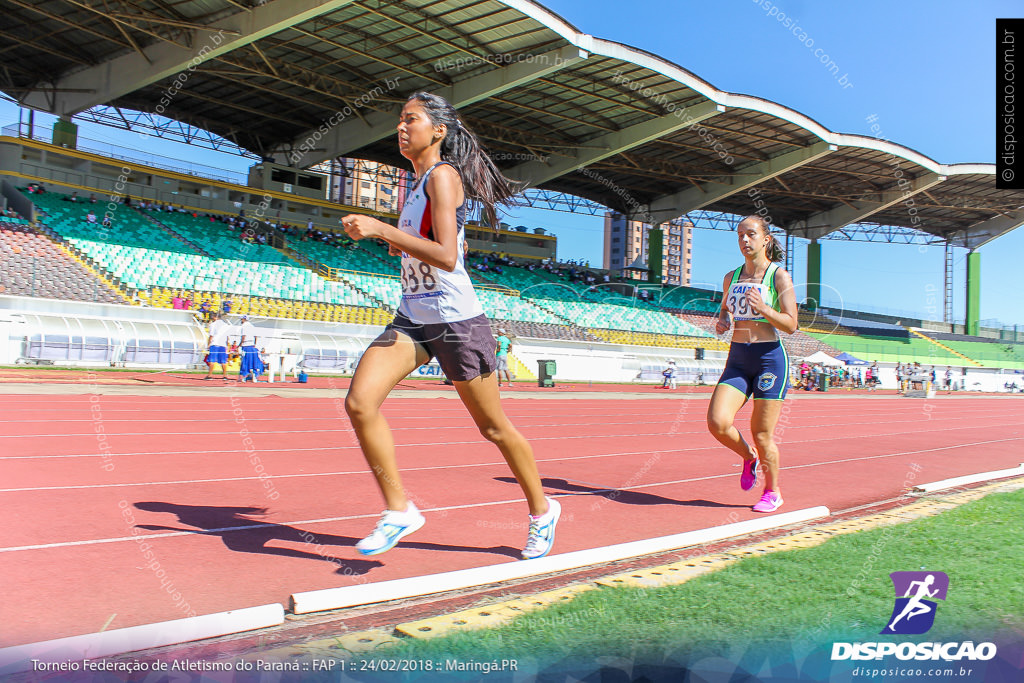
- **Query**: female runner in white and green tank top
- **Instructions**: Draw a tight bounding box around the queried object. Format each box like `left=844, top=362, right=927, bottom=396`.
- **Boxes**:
left=707, top=216, right=798, bottom=513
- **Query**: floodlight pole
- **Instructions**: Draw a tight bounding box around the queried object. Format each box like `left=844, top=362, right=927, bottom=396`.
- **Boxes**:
left=943, top=240, right=954, bottom=327
left=785, top=232, right=796, bottom=276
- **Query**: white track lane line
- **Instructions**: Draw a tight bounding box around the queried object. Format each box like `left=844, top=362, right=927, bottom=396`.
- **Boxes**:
left=0, top=407, right=675, bottom=422
left=0, top=417, right=676, bottom=429
left=0, top=410, right=1015, bottom=446
left=0, top=405, right=1004, bottom=424
left=2, top=430, right=1019, bottom=495
left=3, top=436, right=1019, bottom=554
left=0, top=415, right=1017, bottom=463
left=0, top=497, right=533, bottom=553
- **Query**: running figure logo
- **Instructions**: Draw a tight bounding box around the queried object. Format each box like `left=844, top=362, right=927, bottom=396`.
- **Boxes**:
left=881, top=571, right=949, bottom=635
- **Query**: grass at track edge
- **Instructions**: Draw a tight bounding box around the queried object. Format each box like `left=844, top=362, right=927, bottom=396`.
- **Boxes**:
left=361, top=488, right=1024, bottom=670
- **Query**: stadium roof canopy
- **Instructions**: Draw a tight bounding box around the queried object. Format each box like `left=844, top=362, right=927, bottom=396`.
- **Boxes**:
left=1, top=0, right=1020, bottom=248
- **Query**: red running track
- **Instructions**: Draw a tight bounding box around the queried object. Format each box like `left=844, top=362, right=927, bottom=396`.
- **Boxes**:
left=1, top=392, right=1022, bottom=647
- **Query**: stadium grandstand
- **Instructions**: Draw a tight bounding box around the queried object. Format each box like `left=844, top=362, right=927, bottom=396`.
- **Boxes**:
left=0, top=0, right=1022, bottom=390
left=5, top=4, right=1024, bottom=680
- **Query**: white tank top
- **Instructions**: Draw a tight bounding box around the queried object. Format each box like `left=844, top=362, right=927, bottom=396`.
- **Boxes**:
left=396, top=161, right=483, bottom=324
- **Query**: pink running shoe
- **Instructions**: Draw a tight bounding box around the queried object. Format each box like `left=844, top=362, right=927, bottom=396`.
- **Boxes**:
left=752, top=490, right=783, bottom=513
left=740, top=457, right=758, bottom=491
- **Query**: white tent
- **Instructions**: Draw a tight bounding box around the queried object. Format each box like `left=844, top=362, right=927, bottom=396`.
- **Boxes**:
left=803, top=350, right=844, bottom=366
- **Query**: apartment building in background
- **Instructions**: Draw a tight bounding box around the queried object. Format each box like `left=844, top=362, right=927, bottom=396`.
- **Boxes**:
left=603, top=212, right=692, bottom=285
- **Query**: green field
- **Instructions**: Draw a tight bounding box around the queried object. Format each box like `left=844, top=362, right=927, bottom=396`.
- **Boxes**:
left=362, top=488, right=1024, bottom=674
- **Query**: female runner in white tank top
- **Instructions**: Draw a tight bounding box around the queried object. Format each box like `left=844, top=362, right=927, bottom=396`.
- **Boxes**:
left=341, top=92, right=559, bottom=560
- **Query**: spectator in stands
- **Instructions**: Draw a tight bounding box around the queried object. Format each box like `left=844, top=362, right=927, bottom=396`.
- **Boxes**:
left=205, top=312, right=231, bottom=380
left=661, top=361, right=677, bottom=389
left=238, top=315, right=264, bottom=383
left=198, top=299, right=211, bottom=322
left=89, top=194, right=97, bottom=204
left=708, top=215, right=797, bottom=514
left=66, top=191, right=78, bottom=203
left=222, top=298, right=233, bottom=315
left=226, top=349, right=242, bottom=376
left=805, top=364, right=817, bottom=391
left=85, top=210, right=97, bottom=224
left=172, top=294, right=183, bottom=309
left=495, top=328, right=514, bottom=388
left=182, top=294, right=192, bottom=311
left=101, top=214, right=113, bottom=228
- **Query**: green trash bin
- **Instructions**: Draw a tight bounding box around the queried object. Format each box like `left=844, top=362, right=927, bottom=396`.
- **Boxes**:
left=537, top=359, right=556, bottom=388
left=818, top=374, right=829, bottom=392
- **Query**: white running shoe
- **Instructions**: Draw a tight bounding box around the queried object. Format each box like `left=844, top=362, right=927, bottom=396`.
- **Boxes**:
left=522, top=497, right=561, bottom=560
left=355, top=502, right=425, bottom=555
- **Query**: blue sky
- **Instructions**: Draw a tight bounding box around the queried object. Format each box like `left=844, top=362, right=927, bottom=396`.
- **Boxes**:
left=1, top=0, right=1019, bottom=327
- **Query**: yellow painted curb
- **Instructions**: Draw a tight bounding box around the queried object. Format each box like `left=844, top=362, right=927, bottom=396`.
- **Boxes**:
left=394, top=585, right=596, bottom=640
left=327, top=629, right=403, bottom=654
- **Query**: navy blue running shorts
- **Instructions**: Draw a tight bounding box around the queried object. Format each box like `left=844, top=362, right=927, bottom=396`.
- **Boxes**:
left=718, top=339, right=789, bottom=400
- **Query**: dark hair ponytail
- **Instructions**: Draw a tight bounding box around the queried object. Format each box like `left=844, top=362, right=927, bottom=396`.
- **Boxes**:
left=738, top=215, right=785, bottom=263
left=407, top=91, right=521, bottom=230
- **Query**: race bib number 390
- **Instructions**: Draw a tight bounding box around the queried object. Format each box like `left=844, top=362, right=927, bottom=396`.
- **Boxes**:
left=727, top=282, right=767, bottom=321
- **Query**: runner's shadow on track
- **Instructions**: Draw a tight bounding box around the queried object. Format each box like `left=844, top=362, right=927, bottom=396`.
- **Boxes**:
left=132, top=502, right=521, bottom=567
left=495, top=477, right=748, bottom=509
